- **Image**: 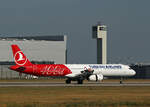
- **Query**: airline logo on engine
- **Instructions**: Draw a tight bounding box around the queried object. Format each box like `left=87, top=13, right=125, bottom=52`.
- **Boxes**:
left=14, top=51, right=27, bottom=66
left=89, top=65, right=122, bottom=69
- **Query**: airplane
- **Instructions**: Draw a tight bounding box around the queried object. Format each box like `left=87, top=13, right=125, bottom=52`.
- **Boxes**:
left=9, top=44, right=136, bottom=84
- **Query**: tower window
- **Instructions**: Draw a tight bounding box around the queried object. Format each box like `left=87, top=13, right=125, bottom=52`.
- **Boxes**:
left=99, top=27, right=106, bottom=31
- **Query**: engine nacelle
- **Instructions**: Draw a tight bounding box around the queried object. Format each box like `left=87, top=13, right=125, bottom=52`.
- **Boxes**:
left=88, top=74, right=103, bottom=81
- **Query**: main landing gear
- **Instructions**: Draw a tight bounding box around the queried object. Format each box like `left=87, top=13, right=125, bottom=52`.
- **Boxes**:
left=77, top=79, right=83, bottom=84
left=66, top=78, right=71, bottom=84
left=65, top=78, right=84, bottom=84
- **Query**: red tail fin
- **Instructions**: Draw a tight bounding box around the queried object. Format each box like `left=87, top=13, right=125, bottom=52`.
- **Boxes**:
left=11, top=44, right=32, bottom=66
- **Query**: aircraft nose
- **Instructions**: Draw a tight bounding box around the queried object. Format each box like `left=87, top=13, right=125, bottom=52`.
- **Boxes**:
left=132, top=70, right=136, bottom=75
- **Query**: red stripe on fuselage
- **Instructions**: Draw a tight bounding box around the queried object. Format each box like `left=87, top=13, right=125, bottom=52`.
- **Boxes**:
left=34, top=64, right=72, bottom=76
left=10, top=64, right=72, bottom=77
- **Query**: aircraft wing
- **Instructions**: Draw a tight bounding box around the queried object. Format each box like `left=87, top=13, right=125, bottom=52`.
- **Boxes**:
left=65, top=70, right=94, bottom=80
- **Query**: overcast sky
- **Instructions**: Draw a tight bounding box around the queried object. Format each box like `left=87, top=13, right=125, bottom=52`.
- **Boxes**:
left=0, top=0, right=150, bottom=64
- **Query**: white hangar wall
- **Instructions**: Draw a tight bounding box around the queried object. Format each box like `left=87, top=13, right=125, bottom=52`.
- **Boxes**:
left=0, top=35, right=67, bottom=64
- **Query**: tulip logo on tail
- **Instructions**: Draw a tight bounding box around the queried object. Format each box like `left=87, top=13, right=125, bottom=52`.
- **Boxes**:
left=14, top=51, right=27, bottom=66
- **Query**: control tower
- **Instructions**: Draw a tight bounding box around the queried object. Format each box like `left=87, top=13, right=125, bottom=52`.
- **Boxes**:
left=92, top=23, right=107, bottom=64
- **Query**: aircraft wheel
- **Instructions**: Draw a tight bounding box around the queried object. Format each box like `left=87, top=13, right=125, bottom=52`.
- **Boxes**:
left=77, top=79, right=83, bottom=84
left=120, top=77, right=123, bottom=84
left=66, top=79, right=71, bottom=84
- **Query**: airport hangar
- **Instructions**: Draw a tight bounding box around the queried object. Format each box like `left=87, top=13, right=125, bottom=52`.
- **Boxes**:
left=0, top=35, right=67, bottom=79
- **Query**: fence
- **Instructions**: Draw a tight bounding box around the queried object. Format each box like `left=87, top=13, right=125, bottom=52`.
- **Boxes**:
left=0, top=65, right=21, bottom=79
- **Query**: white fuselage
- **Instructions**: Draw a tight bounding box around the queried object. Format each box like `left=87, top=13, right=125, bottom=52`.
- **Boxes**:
left=65, top=64, right=136, bottom=77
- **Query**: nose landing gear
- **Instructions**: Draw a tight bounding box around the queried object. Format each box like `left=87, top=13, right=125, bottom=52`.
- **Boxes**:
left=120, top=77, right=123, bottom=84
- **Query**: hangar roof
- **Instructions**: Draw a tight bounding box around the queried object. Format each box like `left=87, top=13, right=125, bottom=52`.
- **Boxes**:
left=0, top=35, right=65, bottom=41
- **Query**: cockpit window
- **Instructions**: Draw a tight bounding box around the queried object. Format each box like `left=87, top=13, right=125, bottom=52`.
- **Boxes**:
left=129, top=67, right=132, bottom=70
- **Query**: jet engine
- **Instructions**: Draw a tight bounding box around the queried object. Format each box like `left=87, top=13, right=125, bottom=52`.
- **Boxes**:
left=88, top=74, right=103, bottom=81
